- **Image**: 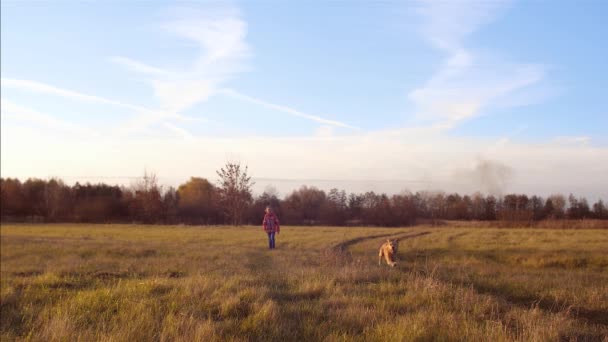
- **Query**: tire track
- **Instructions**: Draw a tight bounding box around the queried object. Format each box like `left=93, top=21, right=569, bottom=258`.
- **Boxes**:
left=331, top=231, right=431, bottom=252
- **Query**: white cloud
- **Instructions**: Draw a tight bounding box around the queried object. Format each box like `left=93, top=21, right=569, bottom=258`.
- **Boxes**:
left=152, top=79, right=214, bottom=114
left=163, top=122, right=194, bottom=140
left=417, top=0, right=509, bottom=53
left=5, top=4, right=353, bottom=137
left=109, top=56, right=175, bottom=77
left=219, top=88, right=359, bottom=129
left=1, top=98, right=91, bottom=135
left=162, top=8, right=250, bottom=76
left=1, top=77, right=148, bottom=112
left=112, top=5, right=357, bottom=133
left=1, top=77, right=210, bottom=137
left=111, top=5, right=250, bottom=134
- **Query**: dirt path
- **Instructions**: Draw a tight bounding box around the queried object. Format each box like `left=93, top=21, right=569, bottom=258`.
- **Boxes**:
left=325, top=230, right=431, bottom=266
left=331, top=230, right=431, bottom=252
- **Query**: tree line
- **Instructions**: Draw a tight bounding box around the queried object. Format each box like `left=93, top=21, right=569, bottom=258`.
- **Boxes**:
left=1, top=163, right=607, bottom=226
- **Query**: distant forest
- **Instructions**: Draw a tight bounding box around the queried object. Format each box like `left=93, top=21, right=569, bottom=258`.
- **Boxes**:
left=1, top=174, right=607, bottom=226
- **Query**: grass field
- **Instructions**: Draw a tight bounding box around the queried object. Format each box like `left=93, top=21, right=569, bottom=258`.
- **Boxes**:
left=1, top=224, right=607, bottom=341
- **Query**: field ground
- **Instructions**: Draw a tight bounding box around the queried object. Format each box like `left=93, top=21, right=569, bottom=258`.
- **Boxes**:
left=1, top=224, right=607, bottom=341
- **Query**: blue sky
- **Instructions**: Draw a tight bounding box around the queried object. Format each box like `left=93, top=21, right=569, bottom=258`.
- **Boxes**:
left=1, top=0, right=607, bottom=199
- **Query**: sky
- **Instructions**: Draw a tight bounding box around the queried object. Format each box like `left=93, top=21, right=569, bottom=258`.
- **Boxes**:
left=1, top=0, right=607, bottom=200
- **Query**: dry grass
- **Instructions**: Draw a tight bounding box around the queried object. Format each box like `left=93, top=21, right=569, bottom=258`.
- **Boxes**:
left=1, top=224, right=607, bottom=341
left=444, top=219, right=608, bottom=229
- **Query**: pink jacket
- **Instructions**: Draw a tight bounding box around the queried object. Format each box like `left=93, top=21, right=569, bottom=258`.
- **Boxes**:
left=263, top=213, right=280, bottom=233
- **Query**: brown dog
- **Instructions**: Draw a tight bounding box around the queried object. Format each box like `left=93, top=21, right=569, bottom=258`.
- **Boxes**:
left=378, top=239, right=398, bottom=267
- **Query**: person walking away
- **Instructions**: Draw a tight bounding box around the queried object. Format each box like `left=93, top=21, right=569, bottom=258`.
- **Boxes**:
left=263, top=206, right=280, bottom=249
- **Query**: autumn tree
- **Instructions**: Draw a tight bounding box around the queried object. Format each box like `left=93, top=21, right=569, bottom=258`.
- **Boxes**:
left=176, top=177, right=220, bottom=224
left=216, top=162, right=254, bottom=226
left=530, top=195, right=545, bottom=220
left=373, top=194, right=394, bottom=226
left=283, top=186, right=326, bottom=225
left=498, top=194, right=532, bottom=222
left=21, top=179, right=48, bottom=219
left=321, top=188, right=348, bottom=226
left=484, top=195, right=497, bottom=220
left=470, top=192, right=486, bottom=220
left=347, top=193, right=364, bottom=225
left=358, top=192, right=378, bottom=225
left=72, top=182, right=125, bottom=222
left=391, top=193, right=417, bottom=226
left=445, top=193, right=469, bottom=220
left=163, top=186, right=179, bottom=224
left=0, top=178, right=25, bottom=218
left=426, top=192, right=447, bottom=222
left=45, top=178, right=72, bottom=221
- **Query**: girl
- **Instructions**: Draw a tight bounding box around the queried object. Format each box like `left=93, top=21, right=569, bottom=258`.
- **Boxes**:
left=262, top=206, right=280, bottom=249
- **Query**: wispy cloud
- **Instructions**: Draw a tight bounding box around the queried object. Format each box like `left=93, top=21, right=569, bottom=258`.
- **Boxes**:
left=112, top=5, right=357, bottom=135
left=1, top=98, right=91, bottom=135
left=219, top=88, right=359, bottom=129
left=162, top=6, right=250, bottom=78
left=409, top=0, right=546, bottom=126
left=417, top=0, right=509, bottom=53
left=1, top=77, right=209, bottom=138
left=111, top=5, right=249, bottom=134
left=553, top=136, right=592, bottom=146
left=163, top=122, right=195, bottom=140
left=1, top=77, right=147, bottom=112
left=109, top=56, right=175, bottom=77
left=151, top=79, right=214, bottom=115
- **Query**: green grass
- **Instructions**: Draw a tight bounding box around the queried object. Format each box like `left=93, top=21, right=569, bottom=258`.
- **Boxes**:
left=1, top=224, right=607, bottom=341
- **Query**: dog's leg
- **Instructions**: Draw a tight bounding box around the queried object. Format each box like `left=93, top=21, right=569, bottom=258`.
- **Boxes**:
left=384, top=252, right=393, bottom=267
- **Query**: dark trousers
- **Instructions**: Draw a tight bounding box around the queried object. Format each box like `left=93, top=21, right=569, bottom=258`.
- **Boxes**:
left=267, top=232, right=276, bottom=249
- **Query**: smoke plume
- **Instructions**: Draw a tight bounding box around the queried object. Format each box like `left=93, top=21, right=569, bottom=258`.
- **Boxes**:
left=455, top=159, right=513, bottom=195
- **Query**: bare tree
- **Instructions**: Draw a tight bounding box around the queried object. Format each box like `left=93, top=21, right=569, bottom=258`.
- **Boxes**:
left=547, top=194, right=566, bottom=219
left=216, top=161, right=254, bottom=225
left=131, top=170, right=163, bottom=223
left=593, top=200, right=607, bottom=219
